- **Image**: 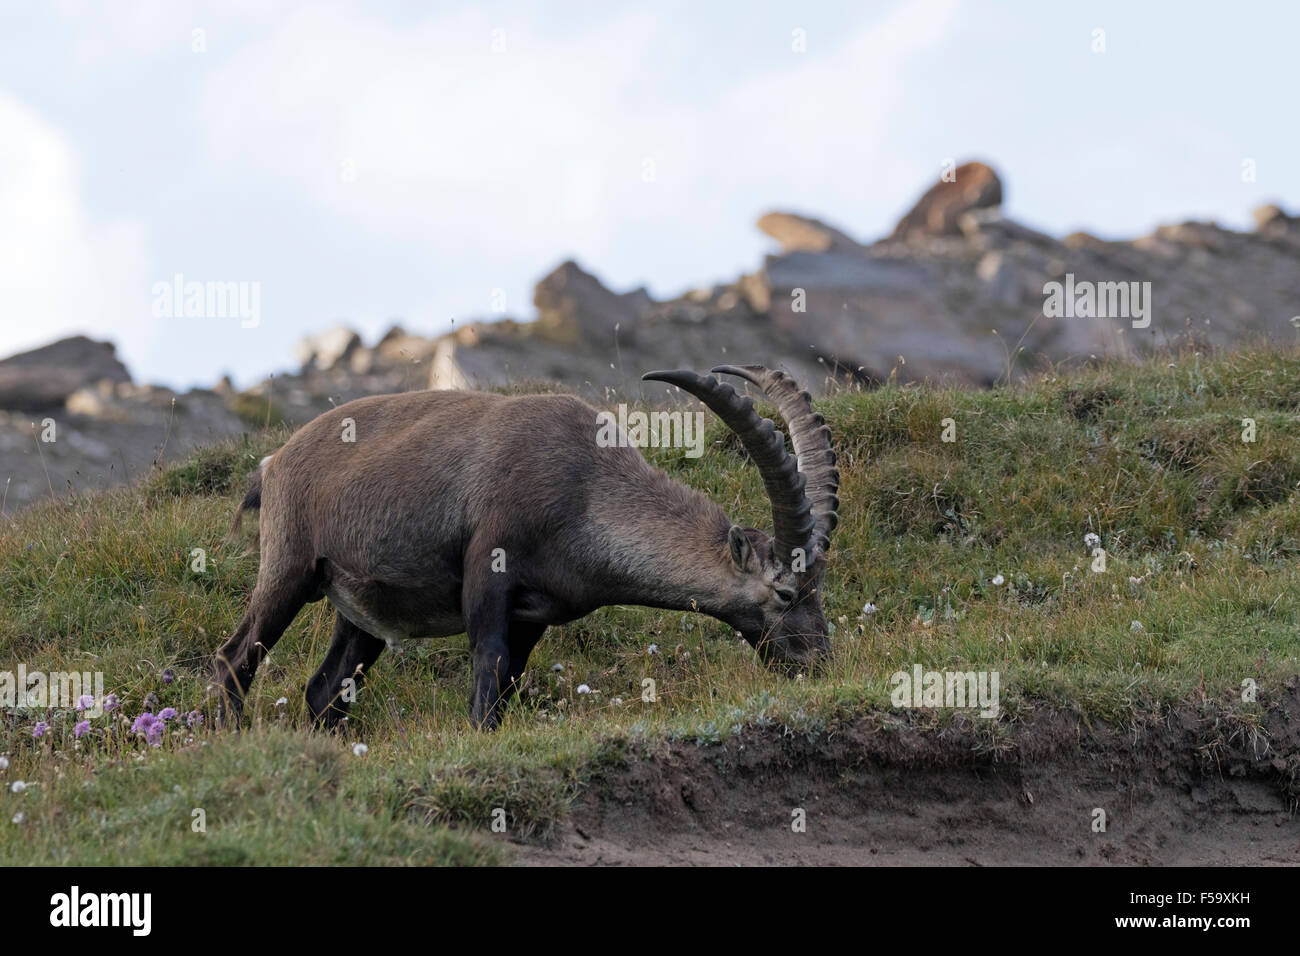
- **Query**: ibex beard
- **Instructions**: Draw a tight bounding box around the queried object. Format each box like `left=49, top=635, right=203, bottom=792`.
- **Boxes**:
left=209, top=365, right=839, bottom=730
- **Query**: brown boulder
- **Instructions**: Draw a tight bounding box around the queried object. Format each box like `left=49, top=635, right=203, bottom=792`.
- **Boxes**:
left=892, top=161, right=1003, bottom=239
left=756, top=211, right=862, bottom=254
left=1253, top=203, right=1296, bottom=236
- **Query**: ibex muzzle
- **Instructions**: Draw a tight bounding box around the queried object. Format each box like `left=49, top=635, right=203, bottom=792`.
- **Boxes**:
left=210, top=365, right=839, bottom=729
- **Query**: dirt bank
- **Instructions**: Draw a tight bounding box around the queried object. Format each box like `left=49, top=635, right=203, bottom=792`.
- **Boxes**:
left=513, top=686, right=1300, bottom=866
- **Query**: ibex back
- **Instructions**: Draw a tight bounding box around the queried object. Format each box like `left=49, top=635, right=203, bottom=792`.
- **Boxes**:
left=211, top=365, right=839, bottom=729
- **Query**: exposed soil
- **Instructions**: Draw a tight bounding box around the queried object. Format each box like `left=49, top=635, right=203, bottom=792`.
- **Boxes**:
left=512, top=684, right=1300, bottom=866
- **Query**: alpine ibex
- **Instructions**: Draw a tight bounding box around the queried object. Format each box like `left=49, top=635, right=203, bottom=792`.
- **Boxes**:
left=211, top=365, right=839, bottom=729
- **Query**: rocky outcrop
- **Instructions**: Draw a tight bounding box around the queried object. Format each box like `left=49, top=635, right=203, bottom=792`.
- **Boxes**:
left=0, top=379, right=246, bottom=515
left=3, top=160, right=1300, bottom=513
left=0, top=336, right=131, bottom=410
left=419, top=163, right=1300, bottom=393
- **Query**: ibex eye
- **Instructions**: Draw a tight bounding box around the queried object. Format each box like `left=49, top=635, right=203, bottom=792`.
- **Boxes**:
left=775, top=587, right=796, bottom=605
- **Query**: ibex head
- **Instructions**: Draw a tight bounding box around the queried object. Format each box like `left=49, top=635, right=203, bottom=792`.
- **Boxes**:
left=643, top=365, right=840, bottom=671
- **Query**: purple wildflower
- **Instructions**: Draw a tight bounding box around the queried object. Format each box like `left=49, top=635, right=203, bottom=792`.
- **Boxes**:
left=103, top=694, right=120, bottom=712
left=186, top=711, right=204, bottom=728
left=74, top=720, right=90, bottom=739
left=143, top=692, right=158, bottom=713
left=158, top=707, right=178, bottom=721
left=162, top=669, right=175, bottom=685
left=75, top=694, right=95, bottom=712
left=131, top=712, right=164, bottom=747
left=32, top=721, right=49, bottom=739
left=131, top=712, right=155, bottom=734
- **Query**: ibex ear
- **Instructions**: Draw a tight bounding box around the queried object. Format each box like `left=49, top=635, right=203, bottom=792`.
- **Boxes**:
left=727, top=525, right=752, bottom=570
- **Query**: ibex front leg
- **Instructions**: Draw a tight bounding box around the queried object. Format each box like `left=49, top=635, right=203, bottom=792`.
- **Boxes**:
left=463, top=567, right=513, bottom=730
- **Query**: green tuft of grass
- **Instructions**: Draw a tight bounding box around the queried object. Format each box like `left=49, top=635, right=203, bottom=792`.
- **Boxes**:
left=228, top=392, right=287, bottom=429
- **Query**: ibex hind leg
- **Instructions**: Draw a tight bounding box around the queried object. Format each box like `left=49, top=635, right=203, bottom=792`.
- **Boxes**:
left=306, top=613, right=386, bottom=731
left=210, top=561, right=319, bottom=726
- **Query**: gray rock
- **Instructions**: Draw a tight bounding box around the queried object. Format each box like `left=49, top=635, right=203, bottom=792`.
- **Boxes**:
left=959, top=208, right=1055, bottom=247
left=0, top=336, right=130, bottom=411
left=765, top=251, right=932, bottom=293
left=533, top=260, right=652, bottom=345
left=976, top=252, right=1020, bottom=306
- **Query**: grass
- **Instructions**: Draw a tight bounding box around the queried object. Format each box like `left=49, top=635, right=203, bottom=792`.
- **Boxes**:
left=2, top=345, right=1300, bottom=863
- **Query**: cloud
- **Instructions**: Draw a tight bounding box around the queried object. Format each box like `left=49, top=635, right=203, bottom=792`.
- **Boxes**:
left=196, top=2, right=960, bottom=299
left=200, top=7, right=660, bottom=239
left=0, top=92, right=149, bottom=368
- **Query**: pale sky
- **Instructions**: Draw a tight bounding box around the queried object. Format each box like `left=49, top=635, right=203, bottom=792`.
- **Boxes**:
left=1, top=1, right=1295, bottom=388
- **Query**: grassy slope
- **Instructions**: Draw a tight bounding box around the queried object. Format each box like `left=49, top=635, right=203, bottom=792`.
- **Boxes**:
left=2, top=347, right=1299, bottom=864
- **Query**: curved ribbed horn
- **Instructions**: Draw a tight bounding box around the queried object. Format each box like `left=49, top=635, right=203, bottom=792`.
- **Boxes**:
left=712, top=365, right=839, bottom=555
left=642, top=369, right=814, bottom=566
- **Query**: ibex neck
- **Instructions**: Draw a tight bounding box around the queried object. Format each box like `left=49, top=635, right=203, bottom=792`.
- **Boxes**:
left=592, top=468, right=736, bottom=619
